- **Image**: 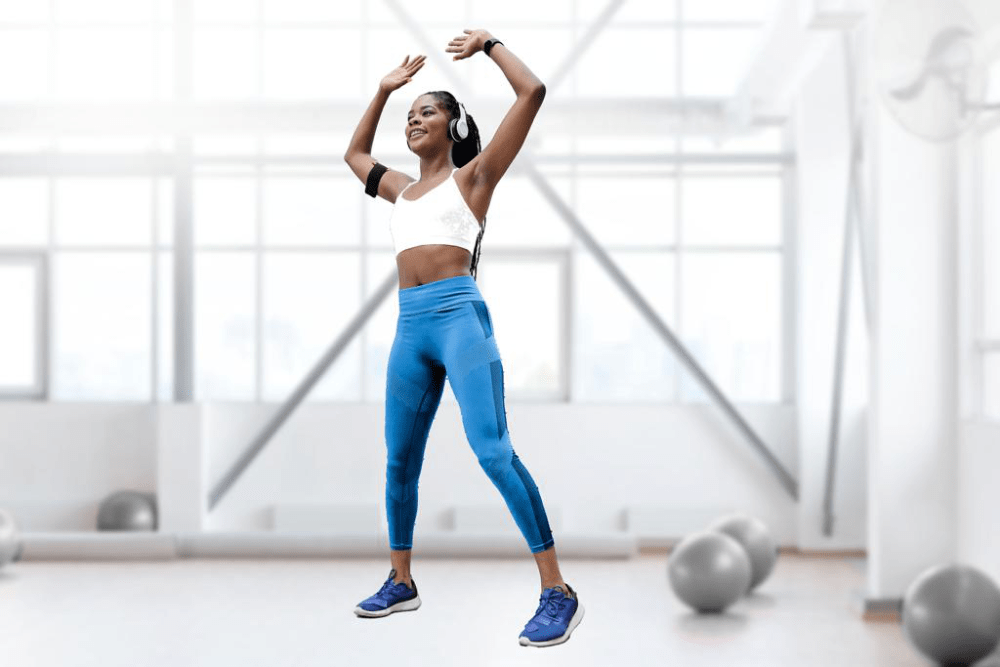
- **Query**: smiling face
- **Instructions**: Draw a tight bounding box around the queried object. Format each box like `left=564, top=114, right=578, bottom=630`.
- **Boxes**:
left=406, top=94, right=451, bottom=156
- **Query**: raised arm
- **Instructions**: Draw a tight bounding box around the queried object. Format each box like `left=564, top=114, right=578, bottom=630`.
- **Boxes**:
left=447, top=30, right=546, bottom=191
left=343, top=55, right=426, bottom=203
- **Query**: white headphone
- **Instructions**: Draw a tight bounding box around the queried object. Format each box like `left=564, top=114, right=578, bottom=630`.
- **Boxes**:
left=449, top=102, right=469, bottom=142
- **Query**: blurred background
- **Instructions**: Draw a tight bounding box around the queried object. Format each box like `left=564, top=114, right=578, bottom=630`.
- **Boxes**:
left=0, top=0, right=999, bottom=659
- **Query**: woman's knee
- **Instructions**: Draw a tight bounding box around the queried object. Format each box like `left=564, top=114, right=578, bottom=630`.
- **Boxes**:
left=474, top=444, right=513, bottom=479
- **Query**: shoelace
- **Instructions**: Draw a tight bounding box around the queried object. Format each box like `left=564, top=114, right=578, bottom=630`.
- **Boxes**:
left=537, top=591, right=567, bottom=619
left=377, top=579, right=402, bottom=600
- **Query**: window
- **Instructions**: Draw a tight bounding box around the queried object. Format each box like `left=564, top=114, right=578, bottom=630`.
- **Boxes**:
left=52, top=252, right=151, bottom=400
left=0, top=0, right=788, bottom=404
left=0, top=255, right=46, bottom=398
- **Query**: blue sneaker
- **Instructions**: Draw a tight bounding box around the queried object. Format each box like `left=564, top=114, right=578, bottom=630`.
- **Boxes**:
left=353, top=568, right=421, bottom=618
left=518, top=583, right=584, bottom=647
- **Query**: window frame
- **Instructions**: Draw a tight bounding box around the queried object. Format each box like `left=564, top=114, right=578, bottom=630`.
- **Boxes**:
left=0, top=251, right=49, bottom=400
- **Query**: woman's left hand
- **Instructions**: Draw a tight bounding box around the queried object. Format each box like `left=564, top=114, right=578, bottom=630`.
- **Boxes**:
left=446, top=29, right=494, bottom=61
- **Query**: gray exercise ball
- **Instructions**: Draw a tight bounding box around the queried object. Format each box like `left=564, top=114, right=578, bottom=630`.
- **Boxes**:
left=902, top=563, right=1000, bottom=666
left=708, top=514, right=778, bottom=592
left=97, top=491, right=158, bottom=531
left=0, top=508, right=21, bottom=566
left=668, top=531, right=752, bottom=613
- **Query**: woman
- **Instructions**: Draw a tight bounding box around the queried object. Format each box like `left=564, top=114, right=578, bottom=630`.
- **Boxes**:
left=343, top=29, right=583, bottom=647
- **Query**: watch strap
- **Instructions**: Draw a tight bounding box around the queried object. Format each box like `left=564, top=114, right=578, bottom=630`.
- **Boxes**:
left=483, top=38, right=504, bottom=56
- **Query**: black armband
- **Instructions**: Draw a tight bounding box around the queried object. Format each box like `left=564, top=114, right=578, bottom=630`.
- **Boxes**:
left=365, top=162, right=389, bottom=198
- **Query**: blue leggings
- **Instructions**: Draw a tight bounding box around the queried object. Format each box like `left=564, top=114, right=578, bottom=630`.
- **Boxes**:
left=384, top=274, right=554, bottom=554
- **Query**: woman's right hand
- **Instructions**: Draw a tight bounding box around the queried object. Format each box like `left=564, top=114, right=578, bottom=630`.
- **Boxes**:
left=379, top=55, right=426, bottom=93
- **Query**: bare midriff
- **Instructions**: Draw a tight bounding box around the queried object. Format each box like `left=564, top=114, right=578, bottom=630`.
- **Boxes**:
left=396, top=244, right=473, bottom=289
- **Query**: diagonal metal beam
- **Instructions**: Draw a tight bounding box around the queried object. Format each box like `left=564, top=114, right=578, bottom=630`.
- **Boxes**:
left=521, top=160, right=799, bottom=501
left=821, top=31, right=867, bottom=536
left=548, top=0, right=628, bottom=93
left=208, top=270, right=398, bottom=510
left=844, top=33, right=872, bottom=333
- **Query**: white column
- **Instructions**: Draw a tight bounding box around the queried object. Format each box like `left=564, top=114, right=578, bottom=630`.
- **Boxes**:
left=865, top=103, right=959, bottom=599
left=156, top=404, right=208, bottom=531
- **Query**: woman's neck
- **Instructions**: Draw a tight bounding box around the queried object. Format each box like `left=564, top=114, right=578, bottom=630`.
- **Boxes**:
left=418, top=157, right=456, bottom=181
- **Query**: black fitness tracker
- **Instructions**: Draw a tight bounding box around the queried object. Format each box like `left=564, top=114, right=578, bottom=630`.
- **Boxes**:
left=483, top=38, right=504, bottom=57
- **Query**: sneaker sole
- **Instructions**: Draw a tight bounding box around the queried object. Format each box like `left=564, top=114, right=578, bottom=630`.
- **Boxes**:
left=353, top=595, right=421, bottom=618
left=519, top=602, right=585, bottom=647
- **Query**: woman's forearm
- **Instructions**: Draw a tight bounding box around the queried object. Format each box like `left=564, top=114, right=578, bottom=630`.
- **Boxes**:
left=484, top=36, right=545, bottom=96
left=345, top=87, right=391, bottom=158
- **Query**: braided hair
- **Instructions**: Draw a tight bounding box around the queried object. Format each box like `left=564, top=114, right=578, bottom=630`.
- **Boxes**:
left=427, top=90, right=486, bottom=281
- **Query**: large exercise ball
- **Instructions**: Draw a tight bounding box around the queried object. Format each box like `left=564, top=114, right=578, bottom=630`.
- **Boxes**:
left=0, top=509, right=22, bottom=566
left=708, top=514, right=778, bottom=592
left=97, top=491, right=158, bottom=531
left=668, top=531, right=752, bottom=613
left=902, top=563, right=1000, bottom=666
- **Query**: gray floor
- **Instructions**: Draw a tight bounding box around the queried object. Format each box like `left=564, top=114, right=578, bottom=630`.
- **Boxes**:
left=0, top=552, right=949, bottom=666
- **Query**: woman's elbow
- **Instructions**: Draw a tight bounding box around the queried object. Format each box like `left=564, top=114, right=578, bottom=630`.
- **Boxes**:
left=533, top=83, right=546, bottom=103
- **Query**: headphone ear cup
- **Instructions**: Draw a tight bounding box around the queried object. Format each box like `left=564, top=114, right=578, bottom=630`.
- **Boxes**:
left=453, top=103, right=469, bottom=141
left=449, top=118, right=467, bottom=142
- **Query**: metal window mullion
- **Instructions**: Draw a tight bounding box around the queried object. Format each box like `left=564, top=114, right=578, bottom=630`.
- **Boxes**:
left=255, top=1, right=264, bottom=405
left=565, top=0, right=577, bottom=404
left=2, top=242, right=787, bottom=252
left=359, top=204, right=367, bottom=403
left=173, top=148, right=194, bottom=402
left=174, top=0, right=194, bottom=402
left=43, top=0, right=56, bottom=401
left=359, top=0, right=372, bottom=404
left=781, top=124, right=796, bottom=404
left=38, top=253, right=50, bottom=399
left=360, top=0, right=377, bottom=539
left=151, top=177, right=159, bottom=403
left=675, top=0, right=684, bottom=404
left=674, top=168, right=683, bottom=404
left=256, top=145, right=264, bottom=404
left=562, top=245, right=572, bottom=402
left=148, top=0, right=161, bottom=402
left=46, top=149, right=55, bottom=401
left=186, top=155, right=790, bottom=168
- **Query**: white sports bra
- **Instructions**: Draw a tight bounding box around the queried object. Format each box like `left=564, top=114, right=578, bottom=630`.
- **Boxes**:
left=389, top=168, right=482, bottom=256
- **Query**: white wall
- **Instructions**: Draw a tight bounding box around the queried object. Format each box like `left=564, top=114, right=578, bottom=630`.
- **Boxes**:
left=0, top=404, right=157, bottom=529
left=957, top=421, right=1000, bottom=584
left=1, top=401, right=801, bottom=545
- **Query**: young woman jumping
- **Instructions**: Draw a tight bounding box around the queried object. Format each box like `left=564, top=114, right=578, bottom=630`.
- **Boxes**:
left=342, top=28, right=584, bottom=647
